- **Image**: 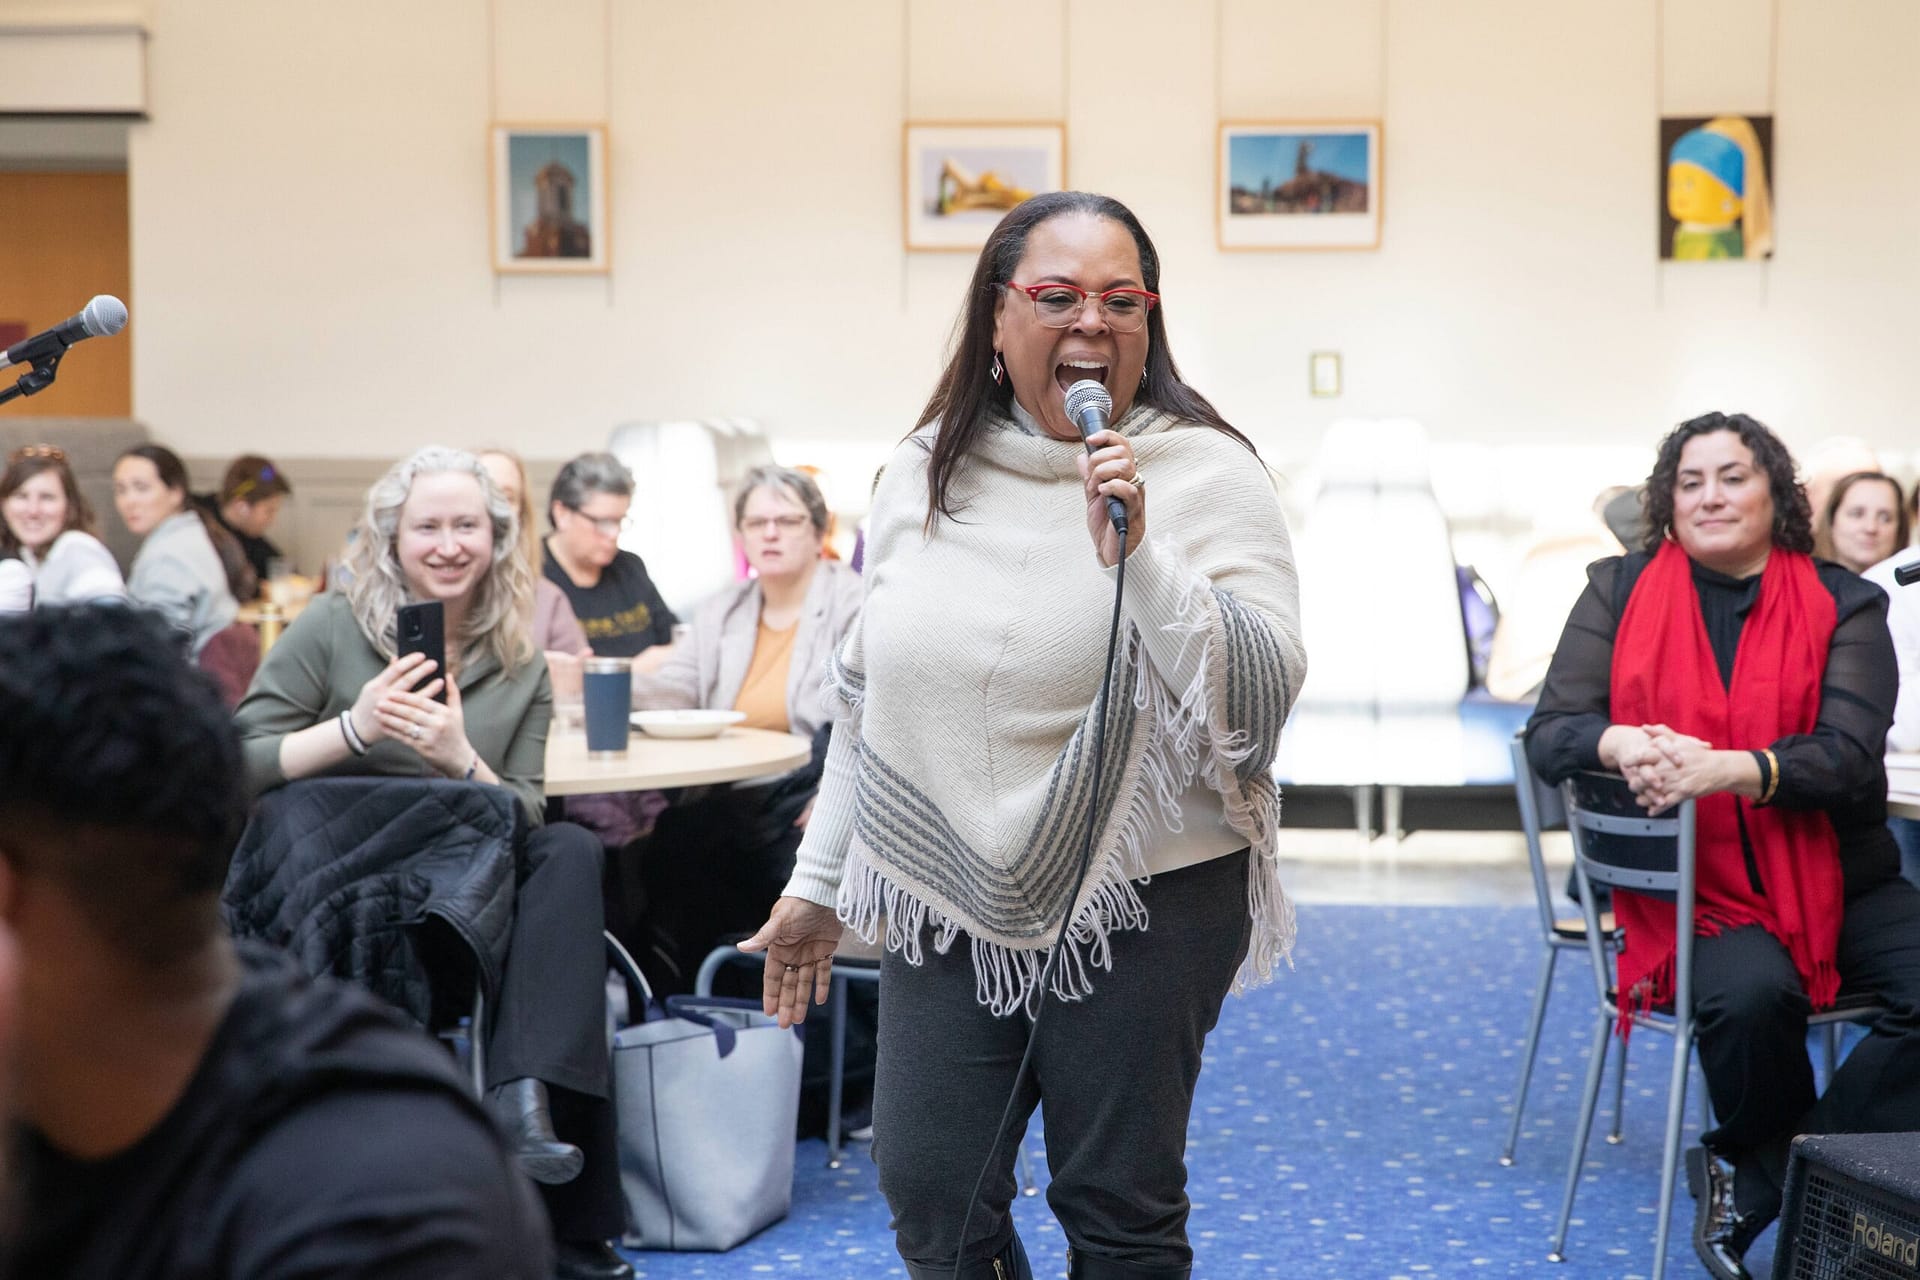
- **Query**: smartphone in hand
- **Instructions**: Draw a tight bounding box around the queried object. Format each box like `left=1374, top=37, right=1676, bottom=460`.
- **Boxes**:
left=396, top=601, right=447, bottom=703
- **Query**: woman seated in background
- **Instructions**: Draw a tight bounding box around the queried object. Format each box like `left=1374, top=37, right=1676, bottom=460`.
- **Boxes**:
left=543, top=451, right=677, bottom=672
left=630, top=464, right=862, bottom=989
left=233, top=445, right=630, bottom=1280
left=195, top=453, right=292, bottom=587
left=0, top=444, right=126, bottom=610
left=113, top=445, right=243, bottom=655
left=1526, top=411, right=1920, bottom=1280
left=479, top=447, right=592, bottom=662
left=1818, top=470, right=1907, bottom=576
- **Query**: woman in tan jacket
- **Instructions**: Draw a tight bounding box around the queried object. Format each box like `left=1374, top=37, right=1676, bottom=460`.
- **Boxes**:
left=630, top=464, right=862, bottom=989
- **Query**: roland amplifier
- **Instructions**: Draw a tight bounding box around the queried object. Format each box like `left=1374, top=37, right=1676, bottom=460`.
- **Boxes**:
left=1774, top=1132, right=1920, bottom=1279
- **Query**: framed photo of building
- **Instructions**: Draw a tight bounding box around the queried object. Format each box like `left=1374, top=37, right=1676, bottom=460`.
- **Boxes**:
left=491, top=124, right=609, bottom=274
left=903, top=122, right=1066, bottom=252
left=1218, top=121, right=1382, bottom=251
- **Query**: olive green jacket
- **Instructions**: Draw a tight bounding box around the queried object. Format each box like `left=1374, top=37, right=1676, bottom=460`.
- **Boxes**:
left=234, top=592, right=552, bottom=823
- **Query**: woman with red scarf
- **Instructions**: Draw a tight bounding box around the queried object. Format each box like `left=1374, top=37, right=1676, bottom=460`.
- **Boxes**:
left=1527, top=412, right=1920, bottom=1280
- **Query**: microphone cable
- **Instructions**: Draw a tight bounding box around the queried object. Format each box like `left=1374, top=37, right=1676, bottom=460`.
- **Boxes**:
left=949, top=520, right=1128, bottom=1280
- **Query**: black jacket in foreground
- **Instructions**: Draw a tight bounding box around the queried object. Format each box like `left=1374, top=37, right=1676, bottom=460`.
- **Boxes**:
left=6, top=942, right=551, bottom=1279
left=1525, top=550, right=1899, bottom=899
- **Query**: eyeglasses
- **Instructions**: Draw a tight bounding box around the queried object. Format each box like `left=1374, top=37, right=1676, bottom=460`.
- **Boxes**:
left=7, top=444, right=67, bottom=466
left=565, top=505, right=631, bottom=536
left=740, top=514, right=812, bottom=535
left=1003, top=282, right=1160, bottom=334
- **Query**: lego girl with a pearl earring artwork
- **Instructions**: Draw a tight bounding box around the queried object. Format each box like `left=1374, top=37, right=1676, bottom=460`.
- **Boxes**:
left=1660, top=115, right=1774, bottom=261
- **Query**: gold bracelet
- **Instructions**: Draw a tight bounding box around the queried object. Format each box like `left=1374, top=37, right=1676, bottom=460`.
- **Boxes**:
left=1758, top=748, right=1780, bottom=805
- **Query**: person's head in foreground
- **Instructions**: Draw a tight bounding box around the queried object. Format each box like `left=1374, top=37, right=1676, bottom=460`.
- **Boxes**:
left=0, top=604, right=550, bottom=1277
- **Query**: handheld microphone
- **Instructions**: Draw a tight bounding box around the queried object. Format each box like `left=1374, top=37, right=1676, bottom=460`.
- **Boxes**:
left=0, top=296, right=128, bottom=371
left=1064, top=379, right=1127, bottom=535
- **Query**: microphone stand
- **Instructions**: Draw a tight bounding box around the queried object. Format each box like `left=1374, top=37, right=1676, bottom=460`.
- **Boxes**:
left=0, top=348, right=65, bottom=406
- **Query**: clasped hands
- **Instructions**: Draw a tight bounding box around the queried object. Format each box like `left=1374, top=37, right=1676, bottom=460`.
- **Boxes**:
left=1610, top=722, right=1722, bottom=812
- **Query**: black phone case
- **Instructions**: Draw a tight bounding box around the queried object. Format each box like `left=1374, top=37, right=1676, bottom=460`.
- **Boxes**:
left=396, top=601, right=447, bottom=703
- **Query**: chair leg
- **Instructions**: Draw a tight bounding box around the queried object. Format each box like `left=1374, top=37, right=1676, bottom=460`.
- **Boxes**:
left=1017, top=1142, right=1038, bottom=1196
left=1649, top=1029, right=1694, bottom=1280
left=1605, top=1026, right=1629, bottom=1145
left=825, top=973, right=850, bottom=1169
left=1501, top=947, right=1560, bottom=1165
left=1548, top=1012, right=1613, bottom=1261
left=469, top=985, right=488, bottom=1098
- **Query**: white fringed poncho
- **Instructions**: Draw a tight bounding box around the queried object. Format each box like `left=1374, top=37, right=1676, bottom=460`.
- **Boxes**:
left=785, top=405, right=1308, bottom=1014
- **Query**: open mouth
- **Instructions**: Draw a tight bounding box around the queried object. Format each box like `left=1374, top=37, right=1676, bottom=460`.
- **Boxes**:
left=1054, top=359, right=1109, bottom=394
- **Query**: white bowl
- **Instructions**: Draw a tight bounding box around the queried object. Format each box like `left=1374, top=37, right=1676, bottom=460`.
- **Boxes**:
left=629, top=709, right=747, bottom=739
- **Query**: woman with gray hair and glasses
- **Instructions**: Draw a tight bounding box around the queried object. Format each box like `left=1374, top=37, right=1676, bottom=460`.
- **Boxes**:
left=542, top=451, right=677, bottom=672
left=629, top=464, right=863, bottom=989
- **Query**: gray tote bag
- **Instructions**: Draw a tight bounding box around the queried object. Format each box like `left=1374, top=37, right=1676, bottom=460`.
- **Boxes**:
left=609, top=949, right=804, bottom=1252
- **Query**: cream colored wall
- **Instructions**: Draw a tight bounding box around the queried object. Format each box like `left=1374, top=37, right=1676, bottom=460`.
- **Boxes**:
left=125, top=0, right=1920, bottom=482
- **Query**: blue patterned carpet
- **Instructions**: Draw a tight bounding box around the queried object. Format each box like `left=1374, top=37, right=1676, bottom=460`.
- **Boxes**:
left=621, top=904, right=1786, bottom=1278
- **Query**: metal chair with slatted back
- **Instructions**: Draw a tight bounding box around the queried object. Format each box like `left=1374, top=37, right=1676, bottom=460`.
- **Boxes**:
left=1547, top=773, right=1885, bottom=1280
left=1500, top=734, right=1627, bottom=1166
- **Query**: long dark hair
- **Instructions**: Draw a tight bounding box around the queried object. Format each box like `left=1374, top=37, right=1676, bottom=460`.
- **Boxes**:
left=1641, top=411, right=1814, bottom=555
left=916, top=191, right=1249, bottom=525
left=1, top=446, right=97, bottom=556
left=116, top=444, right=256, bottom=599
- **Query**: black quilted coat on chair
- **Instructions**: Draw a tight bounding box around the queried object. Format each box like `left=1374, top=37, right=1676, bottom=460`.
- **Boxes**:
left=222, top=776, right=521, bottom=1029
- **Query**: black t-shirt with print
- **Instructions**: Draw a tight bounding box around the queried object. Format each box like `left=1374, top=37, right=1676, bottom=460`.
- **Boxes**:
left=542, top=546, right=677, bottom=658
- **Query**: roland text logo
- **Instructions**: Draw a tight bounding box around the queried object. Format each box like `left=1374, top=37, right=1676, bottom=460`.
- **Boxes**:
left=1852, top=1212, right=1920, bottom=1268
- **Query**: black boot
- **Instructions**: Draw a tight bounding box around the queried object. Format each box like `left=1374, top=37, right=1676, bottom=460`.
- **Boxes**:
left=1686, top=1145, right=1773, bottom=1280
left=1067, top=1245, right=1192, bottom=1279
left=904, top=1232, right=1033, bottom=1280
left=554, top=1239, right=634, bottom=1280
left=486, top=1076, right=584, bottom=1185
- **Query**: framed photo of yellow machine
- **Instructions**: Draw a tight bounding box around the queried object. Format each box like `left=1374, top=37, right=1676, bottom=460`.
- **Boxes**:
left=491, top=124, right=609, bottom=274
left=902, top=122, right=1066, bottom=252
left=1218, top=121, right=1382, bottom=251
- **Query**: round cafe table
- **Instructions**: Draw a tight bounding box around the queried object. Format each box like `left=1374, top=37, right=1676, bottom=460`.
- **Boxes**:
left=543, top=725, right=811, bottom=797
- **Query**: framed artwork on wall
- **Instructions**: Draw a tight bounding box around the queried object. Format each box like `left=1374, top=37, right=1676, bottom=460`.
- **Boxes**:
left=1218, top=121, right=1382, bottom=251
left=491, top=124, right=609, bottom=274
left=1659, top=115, right=1773, bottom=261
left=903, top=122, right=1066, bottom=252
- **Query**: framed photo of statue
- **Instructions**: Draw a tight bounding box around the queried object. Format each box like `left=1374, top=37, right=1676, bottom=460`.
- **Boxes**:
left=491, top=124, right=609, bottom=274
left=1659, top=115, right=1774, bottom=261
left=1218, top=121, right=1382, bottom=251
left=902, top=122, right=1066, bottom=252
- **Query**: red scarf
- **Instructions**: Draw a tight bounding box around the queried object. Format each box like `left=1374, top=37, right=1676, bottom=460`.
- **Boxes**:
left=1608, top=540, right=1843, bottom=1029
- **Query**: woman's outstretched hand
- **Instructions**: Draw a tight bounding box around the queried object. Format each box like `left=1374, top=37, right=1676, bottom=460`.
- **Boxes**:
left=738, top=896, right=844, bottom=1029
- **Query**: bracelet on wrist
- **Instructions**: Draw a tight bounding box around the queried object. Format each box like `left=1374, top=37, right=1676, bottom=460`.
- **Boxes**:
left=338, top=708, right=369, bottom=756
left=462, top=752, right=480, bottom=782
left=1758, top=748, right=1781, bottom=805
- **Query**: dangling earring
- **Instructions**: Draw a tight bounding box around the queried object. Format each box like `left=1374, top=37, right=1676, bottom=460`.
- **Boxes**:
left=990, top=352, right=1004, bottom=385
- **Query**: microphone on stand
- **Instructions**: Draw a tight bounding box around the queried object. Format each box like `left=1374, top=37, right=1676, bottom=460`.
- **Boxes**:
left=1894, top=560, right=1920, bottom=588
left=0, top=296, right=128, bottom=371
left=0, top=295, right=127, bottom=406
left=1064, top=379, right=1127, bottom=536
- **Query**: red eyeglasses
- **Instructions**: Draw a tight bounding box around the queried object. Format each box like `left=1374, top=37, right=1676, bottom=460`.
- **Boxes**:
left=1003, top=282, right=1160, bottom=333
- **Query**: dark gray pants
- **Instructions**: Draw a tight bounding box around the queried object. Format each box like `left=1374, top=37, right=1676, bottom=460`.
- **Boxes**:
left=873, top=849, right=1252, bottom=1275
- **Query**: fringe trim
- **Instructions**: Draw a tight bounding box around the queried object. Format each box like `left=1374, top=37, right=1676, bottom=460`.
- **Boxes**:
left=835, top=565, right=1297, bottom=1013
